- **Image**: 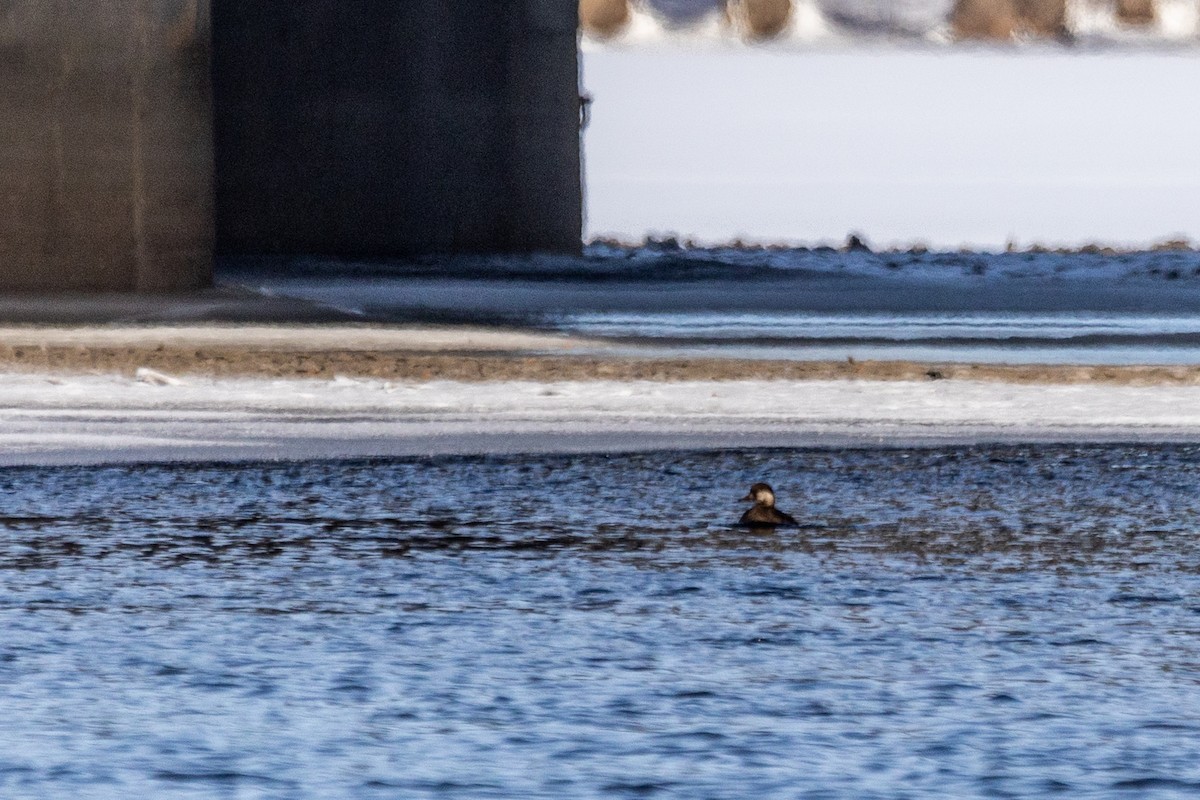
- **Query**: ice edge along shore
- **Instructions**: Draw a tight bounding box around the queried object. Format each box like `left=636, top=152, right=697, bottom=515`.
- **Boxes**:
left=5, top=368, right=1200, bottom=465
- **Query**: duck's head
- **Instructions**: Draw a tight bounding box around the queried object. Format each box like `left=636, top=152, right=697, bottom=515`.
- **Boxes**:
left=742, top=482, right=776, bottom=507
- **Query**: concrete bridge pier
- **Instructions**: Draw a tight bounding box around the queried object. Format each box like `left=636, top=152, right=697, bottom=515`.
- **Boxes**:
left=0, top=1, right=213, bottom=291
left=212, top=0, right=584, bottom=258
left=1, top=1, right=582, bottom=293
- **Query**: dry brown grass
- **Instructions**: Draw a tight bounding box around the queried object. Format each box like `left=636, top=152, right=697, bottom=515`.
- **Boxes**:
left=730, top=0, right=793, bottom=39
left=1116, top=0, right=1156, bottom=25
left=581, top=0, right=632, bottom=37
left=950, top=0, right=1067, bottom=39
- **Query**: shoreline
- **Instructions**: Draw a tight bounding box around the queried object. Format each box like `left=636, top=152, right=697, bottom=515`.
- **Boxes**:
left=2, top=367, right=1200, bottom=464
left=0, top=324, right=1198, bottom=464
left=0, top=338, right=1196, bottom=385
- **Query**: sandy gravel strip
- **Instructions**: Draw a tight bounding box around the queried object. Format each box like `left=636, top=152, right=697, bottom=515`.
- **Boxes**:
left=0, top=325, right=1194, bottom=384
left=0, top=347, right=1197, bottom=385
left=1, top=324, right=1200, bottom=386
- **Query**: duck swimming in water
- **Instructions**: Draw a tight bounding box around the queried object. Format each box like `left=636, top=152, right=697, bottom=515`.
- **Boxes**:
left=739, top=482, right=798, bottom=527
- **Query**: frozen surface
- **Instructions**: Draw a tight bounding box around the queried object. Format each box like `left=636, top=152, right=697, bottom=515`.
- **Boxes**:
left=583, top=49, right=1200, bottom=248
left=0, top=324, right=597, bottom=353
left=236, top=246, right=1200, bottom=363
left=6, top=372, right=1200, bottom=464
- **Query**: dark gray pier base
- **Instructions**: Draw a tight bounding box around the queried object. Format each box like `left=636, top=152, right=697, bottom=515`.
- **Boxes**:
left=212, top=0, right=583, bottom=258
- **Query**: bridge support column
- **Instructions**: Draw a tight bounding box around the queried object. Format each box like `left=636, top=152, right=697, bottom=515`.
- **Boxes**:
left=0, top=1, right=213, bottom=291
left=213, top=0, right=583, bottom=258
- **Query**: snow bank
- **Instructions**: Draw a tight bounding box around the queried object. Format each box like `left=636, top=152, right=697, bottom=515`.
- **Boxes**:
left=2, top=372, right=1200, bottom=465
left=0, top=325, right=597, bottom=352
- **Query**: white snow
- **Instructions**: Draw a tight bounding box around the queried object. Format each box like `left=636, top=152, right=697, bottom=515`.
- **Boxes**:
left=583, top=49, right=1200, bottom=249
left=135, top=367, right=187, bottom=387
left=0, top=325, right=599, bottom=353
left=2, top=372, right=1200, bottom=465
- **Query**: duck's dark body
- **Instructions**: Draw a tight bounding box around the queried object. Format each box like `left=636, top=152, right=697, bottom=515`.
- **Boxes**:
left=738, top=482, right=798, bottom=527
left=739, top=504, right=798, bottom=528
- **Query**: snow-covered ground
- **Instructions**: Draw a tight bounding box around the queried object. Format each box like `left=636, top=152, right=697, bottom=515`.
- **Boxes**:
left=0, top=325, right=599, bottom=353
left=4, top=371, right=1200, bottom=465
left=584, top=49, right=1200, bottom=249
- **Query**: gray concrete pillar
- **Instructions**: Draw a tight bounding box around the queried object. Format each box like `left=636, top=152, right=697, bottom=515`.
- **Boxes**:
left=0, top=1, right=213, bottom=291
left=506, top=0, right=585, bottom=254
left=213, top=0, right=583, bottom=258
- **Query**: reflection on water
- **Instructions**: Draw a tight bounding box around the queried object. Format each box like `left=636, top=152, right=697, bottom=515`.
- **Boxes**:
left=553, top=310, right=1200, bottom=342
left=549, top=311, right=1200, bottom=365
left=4, top=446, right=1200, bottom=797
left=552, top=309, right=1200, bottom=338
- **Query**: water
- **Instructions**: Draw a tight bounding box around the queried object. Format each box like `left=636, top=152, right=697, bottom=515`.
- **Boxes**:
left=6, top=445, right=1200, bottom=798
left=544, top=310, right=1200, bottom=364
left=234, top=245, right=1200, bottom=364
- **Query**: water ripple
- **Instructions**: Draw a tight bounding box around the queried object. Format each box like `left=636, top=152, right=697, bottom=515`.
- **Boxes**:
left=2, top=445, right=1200, bottom=797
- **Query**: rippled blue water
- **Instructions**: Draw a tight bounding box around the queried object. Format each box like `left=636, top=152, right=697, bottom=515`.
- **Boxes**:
left=5, top=446, right=1200, bottom=798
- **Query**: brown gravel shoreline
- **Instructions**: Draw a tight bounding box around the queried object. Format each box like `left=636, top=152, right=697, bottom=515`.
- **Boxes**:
left=0, top=343, right=1197, bottom=385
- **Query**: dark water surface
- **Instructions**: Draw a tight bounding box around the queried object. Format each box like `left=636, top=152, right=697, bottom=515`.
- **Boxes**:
left=5, top=446, right=1200, bottom=798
